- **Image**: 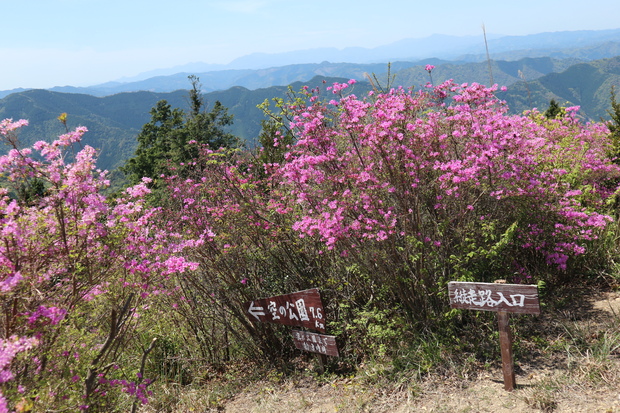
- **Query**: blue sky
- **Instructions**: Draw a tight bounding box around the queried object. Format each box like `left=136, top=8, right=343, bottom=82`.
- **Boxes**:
left=1, top=0, right=619, bottom=90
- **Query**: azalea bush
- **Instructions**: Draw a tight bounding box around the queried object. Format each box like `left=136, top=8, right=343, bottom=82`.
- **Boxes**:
left=159, top=148, right=332, bottom=363
left=0, top=119, right=197, bottom=412
left=284, top=80, right=617, bottom=289
left=159, top=78, right=620, bottom=363
left=2, top=74, right=619, bottom=409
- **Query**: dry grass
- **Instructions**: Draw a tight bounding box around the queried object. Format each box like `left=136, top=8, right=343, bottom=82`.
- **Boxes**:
left=137, top=290, right=620, bottom=413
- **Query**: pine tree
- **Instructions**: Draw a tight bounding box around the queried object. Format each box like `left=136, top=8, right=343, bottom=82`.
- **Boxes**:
left=122, top=76, right=237, bottom=188
left=607, top=86, right=620, bottom=165
left=544, top=99, right=563, bottom=119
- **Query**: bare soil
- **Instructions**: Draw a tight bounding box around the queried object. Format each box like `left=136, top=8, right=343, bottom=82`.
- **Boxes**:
left=144, top=290, right=620, bottom=413
left=219, top=367, right=620, bottom=413
left=223, top=291, right=620, bottom=413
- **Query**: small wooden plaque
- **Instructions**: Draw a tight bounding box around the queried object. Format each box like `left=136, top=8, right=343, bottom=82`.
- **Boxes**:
left=291, top=330, right=339, bottom=357
left=448, top=281, right=540, bottom=315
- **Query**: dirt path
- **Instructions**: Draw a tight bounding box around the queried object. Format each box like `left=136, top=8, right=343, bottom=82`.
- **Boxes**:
left=221, top=369, right=620, bottom=412
left=143, top=290, right=620, bottom=413
left=221, top=291, right=620, bottom=413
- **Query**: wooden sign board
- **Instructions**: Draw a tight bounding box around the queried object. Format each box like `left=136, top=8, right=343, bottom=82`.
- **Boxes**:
left=291, top=330, right=339, bottom=357
left=448, top=281, right=541, bottom=392
left=448, top=282, right=540, bottom=315
left=243, top=288, right=326, bottom=333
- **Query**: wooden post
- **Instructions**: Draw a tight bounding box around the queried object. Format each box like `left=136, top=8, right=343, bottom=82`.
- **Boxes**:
left=309, top=329, right=328, bottom=375
left=497, top=311, right=516, bottom=391
left=316, top=353, right=327, bottom=374
left=447, top=281, right=540, bottom=391
left=245, top=289, right=339, bottom=375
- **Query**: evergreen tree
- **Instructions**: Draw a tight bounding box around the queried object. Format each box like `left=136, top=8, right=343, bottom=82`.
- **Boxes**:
left=121, top=100, right=185, bottom=186
left=184, top=75, right=237, bottom=152
left=607, top=86, right=620, bottom=165
left=544, top=99, right=563, bottom=119
left=122, top=76, right=238, bottom=187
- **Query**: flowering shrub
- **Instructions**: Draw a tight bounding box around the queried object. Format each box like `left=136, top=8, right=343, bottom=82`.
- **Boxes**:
left=159, top=147, right=315, bottom=361
left=3, top=74, right=618, bottom=404
left=273, top=81, right=620, bottom=303
left=157, top=79, right=620, bottom=363
left=0, top=120, right=197, bottom=412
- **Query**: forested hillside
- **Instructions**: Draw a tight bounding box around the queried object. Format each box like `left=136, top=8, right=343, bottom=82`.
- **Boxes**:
left=2, top=56, right=620, bottom=174
left=387, top=56, right=582, bottom=90
left=0, top=77, right=359, bottom=171
left=0, top=89, right=187, bottom=170
left=2, top=75, right=620, bottom=412
left=499, top=56, right=620, bottom=118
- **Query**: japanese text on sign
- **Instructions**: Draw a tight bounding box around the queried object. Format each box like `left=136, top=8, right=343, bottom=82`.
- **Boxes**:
left=448, top=282, right=540, bottom=315
left=264, top=298, right=323, bottom=329
left=244, top=288, right=326, bottom=332
left=291, top=330, right=339, bottom=357
left=452, top=288, right=525, bottom=308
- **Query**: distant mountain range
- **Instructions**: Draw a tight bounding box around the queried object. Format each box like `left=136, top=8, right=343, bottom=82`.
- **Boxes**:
left=3, top=55, right=620, bottom=175
left=28, top=61, right=424, bottom=98
left=112, top=28, right=620, bottom=80
left=1, top=29, right=620, bottom=177
left=2, top=28, right=620, bottom=98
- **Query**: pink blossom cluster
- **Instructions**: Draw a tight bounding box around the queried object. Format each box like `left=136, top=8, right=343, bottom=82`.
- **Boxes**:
left=274, top=81, right=619, bottom=271
left=95, top=374, right=153, bottom=406
left=162, top=80, right=619, bottom=285
left=0, top=336, right=38, bottom=412
left=0, top=119, right=198, bottom=410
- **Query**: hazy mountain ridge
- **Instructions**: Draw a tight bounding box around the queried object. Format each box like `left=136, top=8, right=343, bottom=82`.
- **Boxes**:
left=2, top=54, right=620, bottom=175
left=498, top=55, right=620, bottom=118
left=141, top=28, right=620, bottom=71
left=45, top=61, right=422, bottom=97
left=483, top=29, right=620, bottom=54
left=386, top=56, right=583, bottom=90
left=2, top=28, right=620, bottom=100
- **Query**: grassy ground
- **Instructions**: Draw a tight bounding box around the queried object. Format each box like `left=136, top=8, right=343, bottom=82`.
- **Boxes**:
left=139, top=286, right=620, bottom=413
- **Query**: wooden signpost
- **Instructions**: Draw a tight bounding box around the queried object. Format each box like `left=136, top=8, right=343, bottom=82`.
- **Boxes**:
left=448, top=281, right=540, bottom=391
left=244, top=288, right=338, bottom=372
left=291, top=330, right=339, bottom=357
left=243, top=288, right=326, bottom=332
